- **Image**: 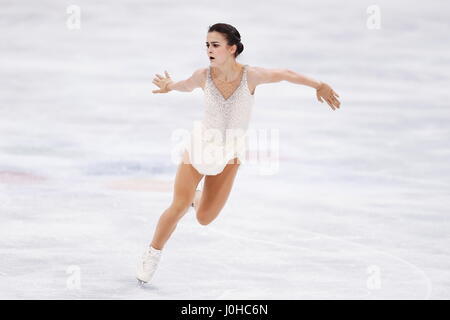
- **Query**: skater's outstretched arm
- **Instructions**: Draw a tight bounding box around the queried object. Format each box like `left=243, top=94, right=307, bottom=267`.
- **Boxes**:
left=152, top=68, right=205, bottom=93
left=251, top=66, right=341, bottom=110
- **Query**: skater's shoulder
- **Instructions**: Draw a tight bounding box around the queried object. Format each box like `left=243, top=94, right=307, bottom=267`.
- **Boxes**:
left=192, top=67, right=208, bottom=90
left=247, top=65, right=271, bottom=78
left=191, top=67, right=208, bottom=79
left=193, top=66, right=209, bottom=75
left=186, top=67, right=208, bottom=91
left=247, top=65, right=287, bottom=85
left=246, top=65, right=268, bottom=82
left=246, top=64, right=256, bottom=78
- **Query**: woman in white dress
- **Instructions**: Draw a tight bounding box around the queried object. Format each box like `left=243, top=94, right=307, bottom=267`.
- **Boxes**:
left=137, top=23, right=341, bottom=284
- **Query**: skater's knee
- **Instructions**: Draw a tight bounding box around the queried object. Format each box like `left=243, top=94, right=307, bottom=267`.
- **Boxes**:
left=197, top=216, right=212, bottom=226
left=196, top=209, right=217, bottom=226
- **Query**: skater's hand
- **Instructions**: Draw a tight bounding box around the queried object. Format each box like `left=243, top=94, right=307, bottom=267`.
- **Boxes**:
left=316, top=82, right=341, bottom=110
left=152, top=70, right=173, bottom=93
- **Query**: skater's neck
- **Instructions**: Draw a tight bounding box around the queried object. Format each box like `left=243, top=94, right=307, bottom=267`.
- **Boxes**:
left=211, top=61, right=244, bottom=82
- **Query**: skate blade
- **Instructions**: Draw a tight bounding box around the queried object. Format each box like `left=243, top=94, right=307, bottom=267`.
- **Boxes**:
left=136, top=278, right=147, bottom=287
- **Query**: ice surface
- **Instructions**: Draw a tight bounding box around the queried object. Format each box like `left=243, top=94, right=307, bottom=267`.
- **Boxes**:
left=1, top=0, right=449, bottom=299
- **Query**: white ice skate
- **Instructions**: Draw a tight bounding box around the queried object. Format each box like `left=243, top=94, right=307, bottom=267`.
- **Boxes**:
left=136, top=246, right=162, bottom=285
left=191, top=189, right=201, bottom=208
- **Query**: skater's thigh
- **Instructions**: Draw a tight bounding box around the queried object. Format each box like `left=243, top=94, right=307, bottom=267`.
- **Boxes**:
left=171, top=150, right=204, bottom=209
left=197, top=158, right=240, bottom=218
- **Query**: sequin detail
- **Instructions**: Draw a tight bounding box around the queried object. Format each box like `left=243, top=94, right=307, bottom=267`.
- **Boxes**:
left=179, top=64, right=255, bottom=175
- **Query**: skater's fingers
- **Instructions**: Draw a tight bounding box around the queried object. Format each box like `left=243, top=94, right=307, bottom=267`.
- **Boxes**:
left=332, top=95, right=339, bottom=103
left=153, top=79, right=164, bottom=88
left=333, top=97, right=341, bottom=108
left=330, top=100, right=337, bottom=110
left=326, top=97, right=334, bottom=107
left=325, top=98, right=335, bottom=109
left=332, top=99, right=340, bottom=109
left=164, top=70, right=170, bottom=78
left=332, top=100, right=339, bottom=109
left=155, top=74, right=163, bottom=79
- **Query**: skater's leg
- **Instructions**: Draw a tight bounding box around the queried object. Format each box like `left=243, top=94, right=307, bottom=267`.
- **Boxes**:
left=195, top=157, right=241, bottom=225
left=150, top=150, right=204, bottom=250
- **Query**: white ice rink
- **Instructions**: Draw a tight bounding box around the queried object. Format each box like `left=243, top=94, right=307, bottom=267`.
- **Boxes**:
left=1, top=0, right=449, bottom=299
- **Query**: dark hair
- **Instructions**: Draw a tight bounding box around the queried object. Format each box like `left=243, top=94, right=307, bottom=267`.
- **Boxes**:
left=207, top=23, right=244, bottom=58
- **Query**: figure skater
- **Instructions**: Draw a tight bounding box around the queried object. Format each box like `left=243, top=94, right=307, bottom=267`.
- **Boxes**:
left=136, top=23, right=341, bottom=285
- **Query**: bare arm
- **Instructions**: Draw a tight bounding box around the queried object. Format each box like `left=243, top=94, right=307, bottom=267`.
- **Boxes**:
left=252, top=66, right=341, bottom=110
left=253, top=67, right=321, bottom=89
left=284, top=69, right=323, bottom=89
left=152, top=68, right=205, bottom=94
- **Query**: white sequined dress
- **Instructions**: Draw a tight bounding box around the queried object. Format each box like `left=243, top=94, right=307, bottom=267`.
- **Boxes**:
left=177, top=64, right=255, bottom=175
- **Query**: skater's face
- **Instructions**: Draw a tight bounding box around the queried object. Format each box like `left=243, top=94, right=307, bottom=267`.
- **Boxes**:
left=206, top=31, right=237, bottom=65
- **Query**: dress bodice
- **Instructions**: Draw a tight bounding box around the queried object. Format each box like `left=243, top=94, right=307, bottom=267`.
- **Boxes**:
left=201, top=64, right=255, bottom=145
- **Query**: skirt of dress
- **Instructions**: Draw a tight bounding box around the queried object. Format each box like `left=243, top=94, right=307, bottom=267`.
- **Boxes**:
left=176, top=125, right=247, bottom=176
